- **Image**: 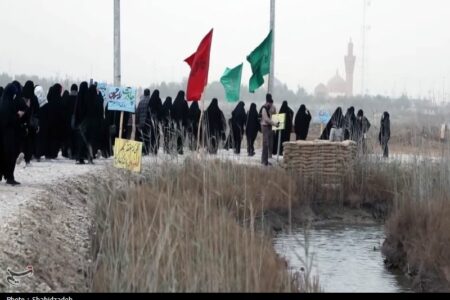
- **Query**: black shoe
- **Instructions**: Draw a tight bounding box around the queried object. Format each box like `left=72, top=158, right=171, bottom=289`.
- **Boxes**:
left=88, top=160, right=94, bottom=165
left=6, top=180, right=21, bottom=186
left=77, top=160, right=86, bottom=165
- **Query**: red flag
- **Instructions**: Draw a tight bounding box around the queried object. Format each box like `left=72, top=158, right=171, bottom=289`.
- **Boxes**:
left=184, top=29, right=213, bottom=101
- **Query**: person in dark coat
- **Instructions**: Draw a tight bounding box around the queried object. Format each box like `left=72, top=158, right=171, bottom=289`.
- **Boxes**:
left=343, top=106, right=357, bottom=141
left=161, top=96, right=173, bottom=154
left=21, top=80, right=39, bottom=165
left=12, top=81, right=31, bottom=166
left=148, top=90, right=163, bottom=155
left=73, top=81, right=91, bottom=164
left=84, top=84, right=103, bottom=161
left=230, top=101, right=246, bottom=154
left=294, top=104, right=312, bottom=141
left=245, top=103, right=260, bottom=157
left=0, top=87, right=3, bottom=98
left=354, top=109, right=371, bottom=154
left=0, top=83, right=25, bottom=185
left=47, top=84, right=65, bottom=159
left=135, top=89, right=151, bottom=155
left=273, top=101, right=294, bottom=155
left=34, top=85, right=49, bottom=161
left=204, top=98, right=226, bottom=154
left=187, top=101, right=201, bottom=151
left=320, top=107, right=344, bottom=141
left=171, top=91, right=189, bottom=155
left=379, top=112, right=390, bottom=158
left=61, top=84, right=78, bottom=159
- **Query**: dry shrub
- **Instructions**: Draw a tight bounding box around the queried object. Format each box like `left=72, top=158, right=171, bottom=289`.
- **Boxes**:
left=90, top=159, right=316, bottom=292
left=385, top=197, right=450, bottom=290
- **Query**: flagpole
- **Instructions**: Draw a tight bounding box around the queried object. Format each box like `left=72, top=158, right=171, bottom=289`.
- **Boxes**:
left=268, top=0, right=276, bottom=94
left=114, top=0, right=124, bottom=140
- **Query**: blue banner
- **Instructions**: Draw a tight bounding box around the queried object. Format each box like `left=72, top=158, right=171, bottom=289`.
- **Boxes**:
left=105, top=86, right=137, bottom=113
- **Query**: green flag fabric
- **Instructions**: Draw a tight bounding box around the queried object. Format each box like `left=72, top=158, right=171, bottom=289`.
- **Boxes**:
left=220, top=63, right=243, bottom=102
left=247, top=30, right=273, bottom=93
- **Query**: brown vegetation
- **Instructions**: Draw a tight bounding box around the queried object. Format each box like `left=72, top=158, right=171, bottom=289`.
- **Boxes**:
left=89, top=159, right=320, bottom=292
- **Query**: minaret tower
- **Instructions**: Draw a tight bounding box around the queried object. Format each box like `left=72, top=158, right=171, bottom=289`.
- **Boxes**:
left=345, top=39, right=356, bottom=97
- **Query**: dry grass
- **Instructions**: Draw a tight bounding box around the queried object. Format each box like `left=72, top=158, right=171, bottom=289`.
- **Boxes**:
left=381, top=156, right=450, bottom=291
left=89, top=159, right=319, bottom=292
left=89, top=122, right=450, bottom=292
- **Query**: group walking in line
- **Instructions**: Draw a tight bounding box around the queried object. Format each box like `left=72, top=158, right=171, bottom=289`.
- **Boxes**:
left=0, top=79, right=391, bottom=186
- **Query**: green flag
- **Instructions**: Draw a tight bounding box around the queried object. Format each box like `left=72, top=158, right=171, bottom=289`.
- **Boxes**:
left=247, top=30, right=273, bottom=93
left=220, top=63, right=243, bottom=102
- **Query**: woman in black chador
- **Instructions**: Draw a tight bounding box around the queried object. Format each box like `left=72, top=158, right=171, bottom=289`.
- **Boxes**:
left=343, top=106, right=356, bottom=141
left=73, top=82, right=91, bottom=164
left=62, top=84, right=78, bottom=159
left=294, top=104, right=312, bottom=141
left=34, top=85, right=49, bottom=161
left=171, top=91, right=189, bottom=155
left=204, top=98, right=226, bottom=154
left=85, top=84, right=103, bottom=160
left=0, top=83, right=25, bottom=185
left=148, top=90, right=163, bottom=155
left=379, top=112, right=390, bottom=158
left=187, top=101, right=201, bottom=151
left=320, top=107, right=344, bottom=141
left=273, top=101, right=293, bottom=155
left=161, top=96, right=173, bottom=154
left=21, top=80, right=40, bottom=165
left=47, top=83, right=65, bottom=159
left=354, top=109, right=371, bottom=154
left=230, top=101, right=246, bottom=154
left=245, top=103, right=260, bottom=157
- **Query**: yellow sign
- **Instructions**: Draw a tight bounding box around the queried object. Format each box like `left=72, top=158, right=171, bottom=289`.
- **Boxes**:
left=114, top=138, right=143, bottom=173
left=272, top=113, right=286, bottom=131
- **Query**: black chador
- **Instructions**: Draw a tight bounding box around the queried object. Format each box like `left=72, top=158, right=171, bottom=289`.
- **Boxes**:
left=0, top=83, right=23, bottom=185
left=230, top=101, right=246, bottom=154
left=273, top=101, right=293, bottom=155
left=204, top=98, right=226, bottom=154
left=294, top=105, right=312, bottom=141
left=320, top=107, right=344, bottom=140
left=245, top=103, right=260, bottom=157
left=171, top=91, right=189, bottom=155
left=187, top=101, right=201, bottom=151
left=161, top=96, right=173, bottom=154
left=148, top=90, right=163, bottom=155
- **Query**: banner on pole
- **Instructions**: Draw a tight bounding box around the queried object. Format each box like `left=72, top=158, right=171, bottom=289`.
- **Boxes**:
left=97, top=82, right=108, bottom=99
left=272, top=113, right=286, bottom=131
left=105, top=86, right=137, bottom=113
left=114, top=138, right=143, bottom=173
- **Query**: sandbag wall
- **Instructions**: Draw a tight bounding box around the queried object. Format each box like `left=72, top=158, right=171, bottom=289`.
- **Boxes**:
left=282, top=140, right=357, bottom=183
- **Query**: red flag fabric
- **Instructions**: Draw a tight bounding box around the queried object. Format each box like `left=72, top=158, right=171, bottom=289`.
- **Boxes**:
left=184, top=29, right=213, bottom=101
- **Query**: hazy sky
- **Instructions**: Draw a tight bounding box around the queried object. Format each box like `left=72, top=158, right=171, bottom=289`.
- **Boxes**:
left=1, top=0, right=449, bottom=99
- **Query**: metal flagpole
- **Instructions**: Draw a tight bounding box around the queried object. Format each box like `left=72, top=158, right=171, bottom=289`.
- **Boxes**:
left=268, top=0, right=276, bottom=95
left=114, top=0, right=121, bottom=87
left=114, top=0, right=124, bottom=139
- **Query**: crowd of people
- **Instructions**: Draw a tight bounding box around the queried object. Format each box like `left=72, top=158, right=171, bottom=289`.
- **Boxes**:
left=0, top=79, right=391, bottom=186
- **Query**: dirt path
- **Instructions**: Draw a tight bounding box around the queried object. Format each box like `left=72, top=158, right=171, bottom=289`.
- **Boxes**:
left=0, top=158, right=109, bottom=292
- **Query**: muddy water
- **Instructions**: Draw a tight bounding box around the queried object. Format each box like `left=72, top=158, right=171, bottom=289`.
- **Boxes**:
left=274, top=224, right=412, bottom=293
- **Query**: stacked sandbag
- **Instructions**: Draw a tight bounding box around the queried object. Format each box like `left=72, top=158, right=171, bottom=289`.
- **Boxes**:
left=282, top=140, right=357, bottom=182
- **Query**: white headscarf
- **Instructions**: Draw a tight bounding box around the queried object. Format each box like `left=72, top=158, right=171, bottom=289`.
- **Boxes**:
left=34, top=85, right=48, bottom=107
